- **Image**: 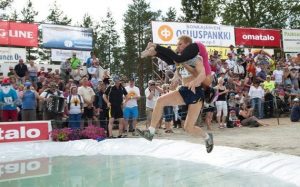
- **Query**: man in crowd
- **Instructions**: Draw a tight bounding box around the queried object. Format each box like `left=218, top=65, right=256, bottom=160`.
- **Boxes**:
left=78, top=77, right=95, bottom=127
left=103, top=76, right=128, bottom=138
left=14, top=59, right=28, bottom=84
left=290, top=98, right=300, bottom=122
left=70, top=52, right=81, bottom=70
left=123, top=77, right=140, bottom=136
left=40, top=82, right=64, bottom=128
left=60, top=58, right=72, bottom=83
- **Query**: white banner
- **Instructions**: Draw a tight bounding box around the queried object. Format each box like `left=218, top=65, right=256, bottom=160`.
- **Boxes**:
left=51, top=49, right=91, bottom=63
left=152, top=21, right=235, bottom=47
left=0, top=47, right=26, bottom=63
left=282, top=29, right=300, bottom=52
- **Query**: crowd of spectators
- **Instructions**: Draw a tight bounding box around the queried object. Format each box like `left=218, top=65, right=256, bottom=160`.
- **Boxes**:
left=0, top=46, right=299, bottom=137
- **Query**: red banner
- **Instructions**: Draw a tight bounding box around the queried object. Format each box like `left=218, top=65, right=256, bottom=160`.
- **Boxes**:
left=0, top=21, right=38, bottom=47
left=0, top=121, right=51, bottom=143
left=235, top=28, right=281, bottom=47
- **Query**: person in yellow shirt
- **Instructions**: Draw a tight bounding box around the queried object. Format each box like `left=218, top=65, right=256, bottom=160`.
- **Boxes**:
left=263, top=75, right=275, bottom=92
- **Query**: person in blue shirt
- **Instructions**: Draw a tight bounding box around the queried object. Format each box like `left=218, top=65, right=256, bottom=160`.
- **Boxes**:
left=290, top=98, right=300, bottom=122
left=21, top=81, right=39, bottom=121
left=0, top=77, right=18, bottom=121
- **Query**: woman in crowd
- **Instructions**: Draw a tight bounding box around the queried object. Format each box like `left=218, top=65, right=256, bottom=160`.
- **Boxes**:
left=214, top=77, right=229, bottom=128
left=248, top=81, right=265, bottom=119
left=67, top=86, right=84, bottom=129
left=238, top=103, right=269, bottom=127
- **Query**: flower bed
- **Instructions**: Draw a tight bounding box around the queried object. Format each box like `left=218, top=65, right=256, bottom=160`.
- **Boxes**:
left=50, top=125, right=106, bottom=142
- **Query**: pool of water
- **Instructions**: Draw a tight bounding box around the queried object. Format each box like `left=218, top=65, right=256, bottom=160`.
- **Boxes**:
left=0, top=155, right=297, bottom=187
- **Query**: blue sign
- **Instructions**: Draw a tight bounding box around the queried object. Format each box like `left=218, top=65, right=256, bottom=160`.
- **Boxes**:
left=42, top=24, right=93, bottom=50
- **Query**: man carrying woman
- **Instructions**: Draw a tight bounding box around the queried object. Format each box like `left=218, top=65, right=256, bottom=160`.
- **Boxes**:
left=137, top=36, right=214, bottom=153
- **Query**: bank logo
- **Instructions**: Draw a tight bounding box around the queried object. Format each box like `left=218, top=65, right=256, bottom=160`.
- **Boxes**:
left=158, top=25, right=173, bottom=42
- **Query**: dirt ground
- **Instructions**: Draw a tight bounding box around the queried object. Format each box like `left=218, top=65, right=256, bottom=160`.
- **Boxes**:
left=131, top=117, right=300, bottom=156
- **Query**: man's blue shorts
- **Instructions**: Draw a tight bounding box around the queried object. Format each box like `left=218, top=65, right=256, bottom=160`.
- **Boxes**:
left=178, top=86, right=204, bottom=105
left=123, top=106, right=139, bottom=119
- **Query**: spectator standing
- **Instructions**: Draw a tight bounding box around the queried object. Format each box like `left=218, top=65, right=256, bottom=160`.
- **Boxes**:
left=248, top=81, right=264, bottom=119
left=28, top=60, right=38, bottom=87
left=60, top=58, right=72, bottom=83
left=273, top=65, right=284, bottom=85
left=78, top=77, right=95, bottom=126
left=14, top=59, right=28, bottom=84
left=123, top=77, right=140, bottom=136
left=103, top=76, right=128, bottom=138
left=70, top=52, right=81, bottom=70
left=67, top=86, right=84, bottom=129
left=145, top=80, right=163, bottom=128
left=40, top=82, right=64, bottom=128
left=71, top=65, right=85, bottom=85
left=21, top=81, right=38, bottom=121
left=0, top=78, right=18, bottom=121
left=94, top=82, right=109, bottom=136
left=215, top=77, right=229, bottom=128
left=7, top=66, right=14, bottom=77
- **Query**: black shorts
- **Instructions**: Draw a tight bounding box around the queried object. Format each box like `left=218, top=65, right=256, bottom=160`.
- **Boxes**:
left=83, top=107, right=94, bottom=119
left=109, top=105, right=123, bottom=119
left=178, top=86, right=204, bottom=105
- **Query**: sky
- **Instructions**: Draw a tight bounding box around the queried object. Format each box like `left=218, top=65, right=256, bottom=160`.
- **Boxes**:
left=10, top=0, right=182, bottom=33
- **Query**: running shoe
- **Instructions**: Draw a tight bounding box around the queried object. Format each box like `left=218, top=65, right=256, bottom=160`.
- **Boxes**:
left=205, top=133, right=214, bottom=153
left=136, top=129, right=154, bottom=141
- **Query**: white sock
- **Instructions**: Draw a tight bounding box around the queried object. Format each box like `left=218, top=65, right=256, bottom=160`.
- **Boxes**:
left=148, top=126, right=156, bottom=135
left=204, top=133, right=209, bottom=140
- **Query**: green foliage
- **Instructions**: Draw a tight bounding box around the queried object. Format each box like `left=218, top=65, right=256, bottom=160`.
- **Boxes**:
left=217, top=0, right=300, bottom=29
left=181, top=0, right=217, bottom=23
left=162, top=7, right=177, bottom=21
left=9, top=9, right=18, bottom=21
left=0, top=0, right=13, bottom=19
left=21, top=0, right=38, bottom=23
left=94, top=10, right=120, bottom=72
left=46, top=1, right=72, bottom=25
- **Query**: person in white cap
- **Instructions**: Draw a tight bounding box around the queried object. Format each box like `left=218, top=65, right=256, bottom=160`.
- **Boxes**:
left=290, top=98, right=300, bottom=122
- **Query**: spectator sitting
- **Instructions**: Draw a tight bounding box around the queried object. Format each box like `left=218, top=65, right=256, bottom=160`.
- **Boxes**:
left=227, top=110, right=241, bottom=128
left=290, top=98, right=300, bottom=122
left=238, top=104, right=269, bottom=127
left=263, top=75, right=275, bottom=92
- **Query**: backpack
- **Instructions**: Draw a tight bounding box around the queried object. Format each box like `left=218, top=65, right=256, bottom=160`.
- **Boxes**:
left=67, top=94, right=83, bottom=110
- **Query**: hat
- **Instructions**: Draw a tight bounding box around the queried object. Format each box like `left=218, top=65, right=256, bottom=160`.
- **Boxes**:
left=113, top=75, right=120, bottom=82
left=235, top=95, right=240, bottom=99
left=230, top=93, right=235, bottom=97
left=229, top=45, right=234, bottom=48
left=24, top=81, right=32, bottom=87
left=266, top=75, right=271, bottom=78
left=129, top=77, right=135, bottom=82
left=1, top=77, right=10, bottom=85
left=294, top=98, right=299, bottom=102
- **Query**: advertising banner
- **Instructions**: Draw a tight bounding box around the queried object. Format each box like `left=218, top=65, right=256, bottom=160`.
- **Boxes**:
left=0, top=47, right=26, bottom=63
left=152, top=21, right=235, bottom=47
left=0, top=121, right=52, bottom=143
left=42, top=24, right=93, bottom=50
left=282, top=29, right=300, bottom=52
left=51, top=49, right=91, bottom=62
left=0, top=158, right=51, bottom=182
left=235, top=28, right=281, bottom=47
left=0, top=21, right=38, bottom=47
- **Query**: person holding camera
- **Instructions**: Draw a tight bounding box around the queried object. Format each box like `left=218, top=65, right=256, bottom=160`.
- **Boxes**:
left=60, top=58, right=72, bottom=83
left=145, top=80, right=163, bottom=128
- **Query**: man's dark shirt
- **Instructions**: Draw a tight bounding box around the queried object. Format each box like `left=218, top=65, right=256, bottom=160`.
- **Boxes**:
left=14, top=64, right=28, bottom=77
left=105, top=85, right=127, bottom=106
